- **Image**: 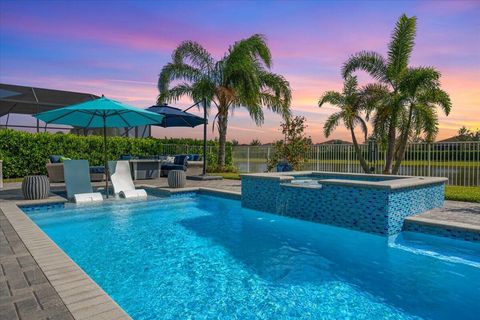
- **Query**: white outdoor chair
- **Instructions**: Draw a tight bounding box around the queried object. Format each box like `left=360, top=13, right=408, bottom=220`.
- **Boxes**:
left=64, top=160, right=103, bottom=203
left=108, top=160, right=147, bottom=199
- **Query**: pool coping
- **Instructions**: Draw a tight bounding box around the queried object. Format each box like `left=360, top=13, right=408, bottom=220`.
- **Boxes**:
left=0, top=186, right=241, bottom=320
left=240, top=171, right=448, bottom=190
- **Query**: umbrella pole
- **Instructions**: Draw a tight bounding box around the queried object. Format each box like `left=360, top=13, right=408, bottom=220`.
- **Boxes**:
left=103, top=115, right=109, bottom=198
left=202, top=98, right=207, bottom=176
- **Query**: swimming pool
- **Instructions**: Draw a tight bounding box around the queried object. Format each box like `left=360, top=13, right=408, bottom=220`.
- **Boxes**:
left=23, top=194, right=479, bottom=319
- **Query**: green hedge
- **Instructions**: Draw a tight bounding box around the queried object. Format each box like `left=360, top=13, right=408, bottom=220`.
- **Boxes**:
left=0, top=129, right=232, bottom=178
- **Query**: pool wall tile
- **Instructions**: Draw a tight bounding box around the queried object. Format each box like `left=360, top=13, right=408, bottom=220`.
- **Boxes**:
left=242, top=174, right=445, bottom=236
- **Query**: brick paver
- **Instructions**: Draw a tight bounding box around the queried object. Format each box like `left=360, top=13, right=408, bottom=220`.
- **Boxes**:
left=0, top=209, right=74, bottom=320
left=411, top=200, right=480, bottom=227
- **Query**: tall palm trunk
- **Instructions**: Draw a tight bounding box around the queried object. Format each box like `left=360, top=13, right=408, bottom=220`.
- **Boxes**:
left=383, top=116, right=397, bottom=174
left=350, top=127, right=370, bottom=173
left=217, top=110, right=228, bottom=168
left=392, top=105, right=414, bottom=174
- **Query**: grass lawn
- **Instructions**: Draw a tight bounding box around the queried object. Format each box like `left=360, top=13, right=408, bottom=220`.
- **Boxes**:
left=3, top=177, right=23, bottom=183
left=444, top=186, right=480, bottom=203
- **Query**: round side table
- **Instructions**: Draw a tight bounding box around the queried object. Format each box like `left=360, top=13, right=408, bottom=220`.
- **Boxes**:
left=22, top=175, right=50, bottom=200
left=167, top=170, right=186, bottom=188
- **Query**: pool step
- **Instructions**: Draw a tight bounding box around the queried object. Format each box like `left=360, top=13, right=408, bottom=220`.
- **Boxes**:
left=389, top=232, right=480, bottom=267
left=403, top=216, right=480, bottom=243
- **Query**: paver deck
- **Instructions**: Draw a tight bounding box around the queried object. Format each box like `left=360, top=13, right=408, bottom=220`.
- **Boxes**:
left=404, top=200, right=480, bottom=233
left=0, top=209, right=74, bottom=320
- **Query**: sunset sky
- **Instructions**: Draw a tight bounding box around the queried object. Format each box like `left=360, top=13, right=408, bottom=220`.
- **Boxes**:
left=0, top=0, right=479, bottom=143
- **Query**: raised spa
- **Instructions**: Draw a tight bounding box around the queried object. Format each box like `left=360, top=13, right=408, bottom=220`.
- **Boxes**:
left=241, top=171, right=447, bottom=235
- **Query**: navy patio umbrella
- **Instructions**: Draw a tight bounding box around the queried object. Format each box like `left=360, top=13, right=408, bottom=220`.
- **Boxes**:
left=147, top=104, right=205, bottom=128
left=147, top=102, right=208, bottom=176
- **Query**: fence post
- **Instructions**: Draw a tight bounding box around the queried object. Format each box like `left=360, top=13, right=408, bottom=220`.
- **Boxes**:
left=428, top=143, right=431, bottom=177
left=247, top=146, right=250, bottom=173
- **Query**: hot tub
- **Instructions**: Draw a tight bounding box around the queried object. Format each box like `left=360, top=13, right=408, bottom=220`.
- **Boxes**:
left=241, top=171, right=447, bottom=236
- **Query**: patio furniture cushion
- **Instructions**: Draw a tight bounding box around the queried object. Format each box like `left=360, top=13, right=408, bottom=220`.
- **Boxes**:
left=89, top=166, right=105, bottom=174
left=277, top=162, right=293, bottom=172
left=174, top=155, right=188, bottom=166
left=120, top=154, right=133, bottom=160
left=49, top=155, right=63, bottom=163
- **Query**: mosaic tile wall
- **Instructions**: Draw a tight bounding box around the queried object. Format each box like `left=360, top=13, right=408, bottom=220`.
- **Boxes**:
left=386, top=183, right=445, bottom=234
left=241, top=176, right=445, bottom=236
left=242, top=176, right=292, bottom=213
left=403, top=221, right=480, bottom=242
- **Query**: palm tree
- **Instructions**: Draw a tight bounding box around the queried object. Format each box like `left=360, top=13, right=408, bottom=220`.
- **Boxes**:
left=391, top=68, right=451, bottom=173
left=342, top=14, right=451, bottom=174
left=157, top=34, right=291, bottom=168
left=319, top=75, right=370, bottom=173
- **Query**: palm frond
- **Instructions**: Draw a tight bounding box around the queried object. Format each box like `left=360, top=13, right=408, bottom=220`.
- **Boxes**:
left=387, top=14, right=417, bottom=81
left=159, top=83, right=193, bottom=103
left=343, top=75, right=359, bottom=96
left=413, top=103, right=438, bottom=142
left=342, top=51, right=388, bottom=82
left=228, top=34, right=272, bottom=68
left=172, top=40, right=214, bottom=71
left=359, top=83, right=391, bottom=117
left=158, top=62, right=203, bottom=94
left=420, top=87, right=452, bottom=116
left=318, top=91, right=343, bottom=108
left=323, top=111, right=343, bottom=138
left=400, top=67, right=440, bottom=97
left=258, top=71, right=291, bottom=118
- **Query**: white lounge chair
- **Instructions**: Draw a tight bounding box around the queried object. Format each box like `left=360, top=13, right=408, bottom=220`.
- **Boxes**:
left=108, top=160, right=147, bottom=199
left=64, top=160, right=103, bottom=203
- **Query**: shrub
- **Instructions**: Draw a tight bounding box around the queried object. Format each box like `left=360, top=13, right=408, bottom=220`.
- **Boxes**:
left=267, top=116, right=312, bottom=171
left=0, top=129, right=232, bottom=178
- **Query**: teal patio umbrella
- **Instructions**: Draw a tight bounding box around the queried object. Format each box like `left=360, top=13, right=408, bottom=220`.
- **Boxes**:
left=33, top=96, right=164, bottom=197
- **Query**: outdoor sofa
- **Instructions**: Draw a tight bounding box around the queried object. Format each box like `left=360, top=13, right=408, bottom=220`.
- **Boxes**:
left=46, top=155, right=105, bottom=183
left=119, top=154, right=203, bottom=178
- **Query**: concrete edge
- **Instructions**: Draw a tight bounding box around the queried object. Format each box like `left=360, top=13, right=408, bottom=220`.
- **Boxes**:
left=0, top=202, right=132, bottom=320
left=405, top=215, right=480, bottom=233
left=140, top=185, right=242, bottom=200
left=241, top=171, right=447, bottom=190
left=198, top=188, right=242, bottom=200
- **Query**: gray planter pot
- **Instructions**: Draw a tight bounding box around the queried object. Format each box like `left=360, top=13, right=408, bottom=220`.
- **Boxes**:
left=22, top=175, right=50, bottom=200
left=168, top=170, right=186, bottom=188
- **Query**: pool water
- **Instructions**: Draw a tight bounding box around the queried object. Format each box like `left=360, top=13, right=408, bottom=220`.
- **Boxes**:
left=24, top=194, right=479, bottom=320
